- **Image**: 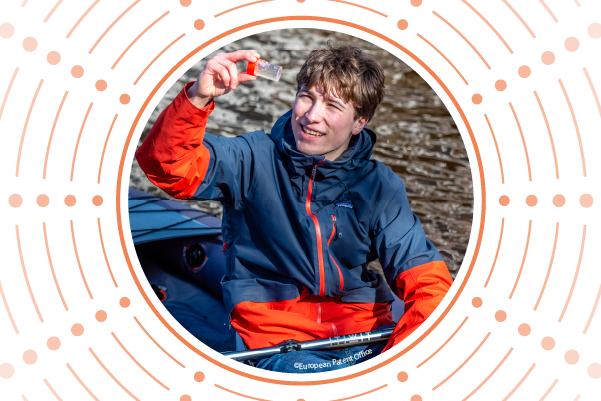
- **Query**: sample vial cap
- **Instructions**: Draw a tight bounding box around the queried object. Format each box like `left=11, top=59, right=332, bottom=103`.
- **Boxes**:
left=247, top=57, right=260, bottom=76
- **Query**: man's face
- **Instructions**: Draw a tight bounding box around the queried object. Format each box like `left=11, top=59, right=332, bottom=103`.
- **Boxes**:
left=291, top=85, right=368, bottom=161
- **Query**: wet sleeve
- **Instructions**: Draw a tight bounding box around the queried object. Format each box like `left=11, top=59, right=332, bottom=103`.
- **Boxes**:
left=135, top=82, right=254, bottom=204
left=371, top=178, right=453, bottom=353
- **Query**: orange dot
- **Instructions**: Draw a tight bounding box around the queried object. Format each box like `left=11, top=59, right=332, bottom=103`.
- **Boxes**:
left=22, top=37, right=38, bottom=52
left=0, top=22, right=15, bottom=39
left=411, top=0, right=422, bottom=6
left=397, top=19, right=409, bottom=30
left=120, top=94, right=130, bottom=105
left=47, top=51, right=61, bottom=65
left=64, top=195, right=76, bottom=207
left=589, top=22, right=601, bottom=39
left=526, top=195, right=538, bottom=207
left=541, top=51, right=555, bottom=65
left=518, top=323, right=531, bottom=336
left=565, top=350, right=579, bottom=365
left=194, top=19, right=205, bottom=30
left=71, top=323, right=84, bottom=336
left=552, top=194, right=565, bottom=207
left=410, top=395, right=423, bottom=401
left=564, top=37, right=579, bottom=52
left=92, top=195, right=103, bottom=206
left=180, top=0, right=192, bottom=6
left=296, top=0, right=305, bottom=2
left=180, top=396, right=192, bottom=401
left=194, top=371, right=205, bottom=382
left=22, top=350, right=38, bottom=365
left=499, top=195, right=510, bottom=206
left=495, top=80, right=507, bottom=91
left=37, top=194, right=49, bottom=207
left=518, top=65, right=531, bottom=78
left=95, top=80, right=107, bottom=91
left=47, top=336, right=61, bottom=351
left=580, top=194, right=593, bottom=208
left=95, top=310, right=107, bottom=322
left=120, top=297, right=131, bottom=308
left=495, top=310, right=507, bottom=322
left=472, top=94, right=483, bottom=105
left=397, top=371, right=408, bottom=382
left=541, top=336, right=555, bottom=350
left=71, top=65, right=84, bottom=78
left=472, top=297, right=483, bottom=308
left=0, top=363, right=14, bottom=379
left=588, top=363, right=601, bottom=379
left=9, top=194, right=23, bottom=208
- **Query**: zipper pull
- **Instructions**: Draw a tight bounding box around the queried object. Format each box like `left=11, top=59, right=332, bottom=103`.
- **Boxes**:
left=332, top=216, right=338, bottom=241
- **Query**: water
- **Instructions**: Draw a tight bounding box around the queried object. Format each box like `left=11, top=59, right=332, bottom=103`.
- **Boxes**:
left=130, top=28, right=474, bottom=277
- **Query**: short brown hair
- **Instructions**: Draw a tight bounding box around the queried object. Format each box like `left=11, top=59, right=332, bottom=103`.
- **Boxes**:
left=296, top=42, right=385, bottom=121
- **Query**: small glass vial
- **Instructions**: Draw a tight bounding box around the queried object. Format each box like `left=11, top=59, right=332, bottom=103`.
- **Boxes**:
left=247, top=58, right=282, bottom=82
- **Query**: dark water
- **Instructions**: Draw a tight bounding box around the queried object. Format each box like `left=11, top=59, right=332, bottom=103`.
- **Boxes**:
left=130, top=28, right=473, bottom=277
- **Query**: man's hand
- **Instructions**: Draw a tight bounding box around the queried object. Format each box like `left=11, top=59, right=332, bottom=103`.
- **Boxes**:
left=186, top=50, right=260, bottom=108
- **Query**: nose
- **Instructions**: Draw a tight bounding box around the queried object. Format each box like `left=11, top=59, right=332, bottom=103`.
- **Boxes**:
left=303, top=101, right=325, bottom=124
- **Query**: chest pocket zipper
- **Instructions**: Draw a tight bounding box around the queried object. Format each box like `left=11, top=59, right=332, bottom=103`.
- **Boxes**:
left=328, top=215, right=344, bottom=292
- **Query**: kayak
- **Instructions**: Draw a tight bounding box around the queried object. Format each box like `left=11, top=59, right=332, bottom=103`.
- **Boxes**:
left=128, top=187, right=405, bottom=354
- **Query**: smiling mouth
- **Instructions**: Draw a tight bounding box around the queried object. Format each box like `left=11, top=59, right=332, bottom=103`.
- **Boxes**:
left=302, top=125, right=325, bottom=137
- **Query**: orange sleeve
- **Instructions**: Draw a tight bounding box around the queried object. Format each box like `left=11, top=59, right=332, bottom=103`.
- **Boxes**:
left=135, top=82, right=214, bottom=199
left=382, top=261, right=452, bottom=353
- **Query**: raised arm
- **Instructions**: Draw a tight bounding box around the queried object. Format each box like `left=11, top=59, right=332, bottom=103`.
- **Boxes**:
left=135, top=50, right=260, bottom=201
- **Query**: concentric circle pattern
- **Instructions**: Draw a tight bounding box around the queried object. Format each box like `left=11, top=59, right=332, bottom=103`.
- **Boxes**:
left=1, top=0, right=600, bottom=399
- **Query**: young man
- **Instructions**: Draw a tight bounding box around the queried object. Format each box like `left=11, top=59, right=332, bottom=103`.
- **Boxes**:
left=136, top=44, right=453, bottom=373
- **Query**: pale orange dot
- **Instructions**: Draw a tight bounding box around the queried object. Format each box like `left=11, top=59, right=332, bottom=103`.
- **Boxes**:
left=565, top=37, right=579, bottom=52
left=296, top=0, right=305, bottom=2
left=71, top=323, right=84, bottom=336
left=588, top=363, right=601, bottom=379
left=526, top=195, right=538, bottom=207
left=37, top=194, right=49, bottom=207
left=71, top=65, right=84, bottom=78
left=589, top=23, right=601, bottom=39
left=495, top=79, right=507, bottom=91
left=47, top=51, right=61, bottom=65
left=518, top=323, right=531, bottom=336
left=411, top=0, right=422, bottom=6
left=180, top=396, right=192, bottom=401
left=472, top=297, right=483, bottom=308
left=552, top=194, right=565, bottom=207
left=22, top=37, right=37, bottom=52
left=92, top=195, right=103, bottom=206
left=47, top=336, right=61, bottom=351
left=397, top=371, right=408, bottom=382
left=564, top=349, right=579, bottom=365
left=472, top=94, right=483, bottom=105
left=64, top=195, right=76, bottom=207
left=120, top=297, right=130, bottom=308
left=541, top=336, right=555, bottom=350
left=411, top=395, right=423, bottom=401
left=95, top=80, right=107, bottom=91
left=541, top=51, right=555, bottom=65
left=495, top=310, right=507, bottom=322
left=22, top=350, right=38, bottom=365
left=194, top=371, right=205, bottom=382
left=95, top=310, right=107, bottom=322
left=499, top=195, right=510, bottom=206
left=580, top=194, right=593, bottom=208
left=397, top=19, right=409, bottom=30
left=9, top=194, right=23, bottom=208
left=120, top=94, right=130, bottom=105
left=518, top=65, right=531, bottom=78
left=180, top=0, right=192, bottom=6
left=0, top=22, right=15, bottom=39
left=194, top=19, right=205, bottom=30
left=0, top=363, right=14, bottom=379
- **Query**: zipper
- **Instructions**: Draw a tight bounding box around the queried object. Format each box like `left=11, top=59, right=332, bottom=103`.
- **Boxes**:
left=328, top=215, right=337, bottom=246
left=327, top=215, right=344, bottom=292
left=305, top=161, right=326, bottom=296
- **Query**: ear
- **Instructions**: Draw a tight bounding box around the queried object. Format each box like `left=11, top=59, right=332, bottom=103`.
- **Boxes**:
left=351, top=116, right=368, bottom=136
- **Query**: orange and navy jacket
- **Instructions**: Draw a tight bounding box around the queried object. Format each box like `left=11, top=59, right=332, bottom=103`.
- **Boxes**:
left=136, top=83, right=453, bottom=352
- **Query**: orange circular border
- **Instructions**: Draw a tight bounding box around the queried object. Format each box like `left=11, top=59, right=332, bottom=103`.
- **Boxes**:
left=117, top=16, right=486, bottom=385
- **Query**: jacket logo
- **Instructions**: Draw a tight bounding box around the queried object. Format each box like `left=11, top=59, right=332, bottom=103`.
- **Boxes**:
left=335, top=202, right=354, bottom=209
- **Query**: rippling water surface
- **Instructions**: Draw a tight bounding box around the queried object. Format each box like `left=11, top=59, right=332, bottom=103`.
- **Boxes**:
left=130, top=28, right=474, bottom=277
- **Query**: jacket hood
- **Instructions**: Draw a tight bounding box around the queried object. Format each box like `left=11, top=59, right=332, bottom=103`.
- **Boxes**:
left=270, top=109, right=378, bottom=178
